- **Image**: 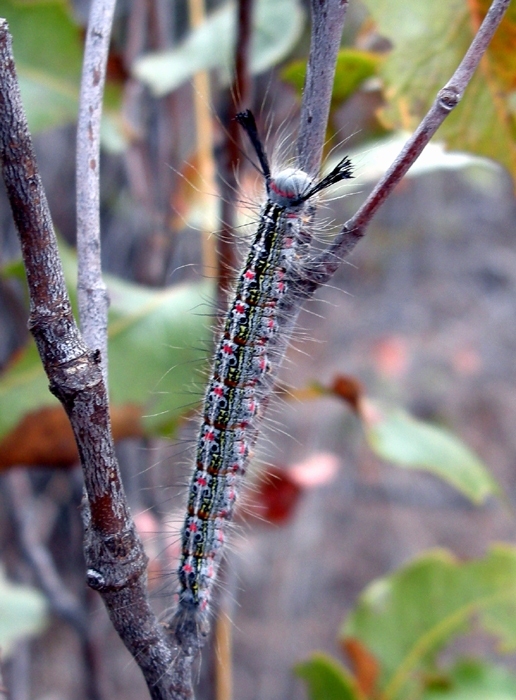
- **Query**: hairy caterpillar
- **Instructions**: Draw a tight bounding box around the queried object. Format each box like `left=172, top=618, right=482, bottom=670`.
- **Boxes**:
left=171, top=111, right=353, bottom=653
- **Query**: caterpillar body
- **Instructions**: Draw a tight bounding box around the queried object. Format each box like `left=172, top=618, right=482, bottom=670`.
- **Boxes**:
left=171, top=111, right=353, bottom=653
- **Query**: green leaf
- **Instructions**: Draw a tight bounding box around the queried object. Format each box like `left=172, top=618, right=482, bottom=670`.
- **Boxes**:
left=107, top=276, right=212, bottom=434
left=423, top=658, right=516, bottom=699
left=0, top=340, right=55, bottom=439
left=101, top=109, right=129, bottom=154
left=101, top=82, right=129, bottom=154
left=360, top=0, right=516, bottom=178
left=282, top=48, right=382, bottom=105
left=133, top=0, right=305, bottom=97
left=0, top=0, right=127, bottom=148
left=295, top=652, right=364, bottom=700
left=0, top=0, right=82, bottom=132
left=360, top=399, right=500, bottom=504
left=0, top=247, right=213, bottom=438
left=341, top=545, right=516, bottom=700
left=0, top=567, right=48, bottom=654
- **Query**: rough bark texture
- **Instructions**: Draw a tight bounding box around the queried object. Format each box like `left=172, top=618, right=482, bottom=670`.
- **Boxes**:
left=0, top=19, right=182, bottom=700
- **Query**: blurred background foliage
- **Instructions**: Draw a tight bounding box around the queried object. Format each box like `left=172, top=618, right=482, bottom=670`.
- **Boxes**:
left=0, top=0, right=516, bottom=698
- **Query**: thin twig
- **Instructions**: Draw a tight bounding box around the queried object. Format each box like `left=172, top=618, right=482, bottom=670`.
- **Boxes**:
left=76, top=0, right=116, bottom=382
left=296, top=0, right=349, bottom=178
left=0, top=20, right=179, bottom=700
left=300, top=0, right=512, bottom=292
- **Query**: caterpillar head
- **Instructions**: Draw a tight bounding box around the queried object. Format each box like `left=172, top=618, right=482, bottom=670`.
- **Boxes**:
left=268, top=168, right=313, bottom=208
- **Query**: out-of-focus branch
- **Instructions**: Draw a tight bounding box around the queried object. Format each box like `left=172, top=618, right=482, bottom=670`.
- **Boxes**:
left=296, top=0, right=349, bottom=178
left=5, top=470, right=87, bottom=633
left=5, top=470, right=103, bottom=700
left=76, top=0, right=116, bottom=382
left=189, top=0, right=219, bottom=284
left=0, top=20, right=179, bottom=699
left=299, top=0, right=511, bottom=293
left=218, top=0, right=255, bottom=309
left=0, top=659, right=6, bottom=699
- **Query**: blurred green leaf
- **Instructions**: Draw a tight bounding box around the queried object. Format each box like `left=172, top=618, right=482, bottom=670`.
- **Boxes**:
left=101, top=82, right=129, bottom=154
left=360, top=0, right=516, bottom=178
left=282, top=48, right=382, bottom=105
left=0, top=245, right=213, bottom=439
left=423, top=658, right=516, bottom=700
left=133, top=0, right=305, bottom=97
left=0, top=0, right=82, bottom=131
left=107, top=276, right=212, bottom=434
left=360, top=399, right=499, bottom=504
left=0, top=341, right=53, bottom=440
left=0, top=0, right=127, bottom=147
left=0, top=567, right=48, bottom=654
left=101, top=109, right=129, bottom=154
left=295, top=652, right=364, bottom=700
left=342, top=545, right=516, bottom=700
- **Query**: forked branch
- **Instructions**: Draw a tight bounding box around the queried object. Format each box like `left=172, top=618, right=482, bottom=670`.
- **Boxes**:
left=0, top=18, right=179, bottom=700
left=298, top=0, right=512, bottom=293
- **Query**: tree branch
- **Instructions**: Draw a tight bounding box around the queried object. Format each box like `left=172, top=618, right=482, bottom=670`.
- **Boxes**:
left=76, top=0, right=116, bottom=381
left=296, top=0, right=349, bottom=177
left=0, top=19, right=179, bottom=700
left=298, top=0, right=512, bottom=293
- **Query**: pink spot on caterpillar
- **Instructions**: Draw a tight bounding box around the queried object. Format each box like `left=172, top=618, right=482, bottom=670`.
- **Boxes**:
left=187, top=520, right=198, bottom=533
left=204, top=429, right=215, bottom=442
left=258, top=355, right=269, bottom=372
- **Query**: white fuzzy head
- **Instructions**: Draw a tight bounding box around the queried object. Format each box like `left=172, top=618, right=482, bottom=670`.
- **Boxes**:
left=268, top=168, right=313, bottom=208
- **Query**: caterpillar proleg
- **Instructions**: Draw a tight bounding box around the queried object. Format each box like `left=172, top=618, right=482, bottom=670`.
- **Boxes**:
left=171, top=110, right=353, bottom=653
